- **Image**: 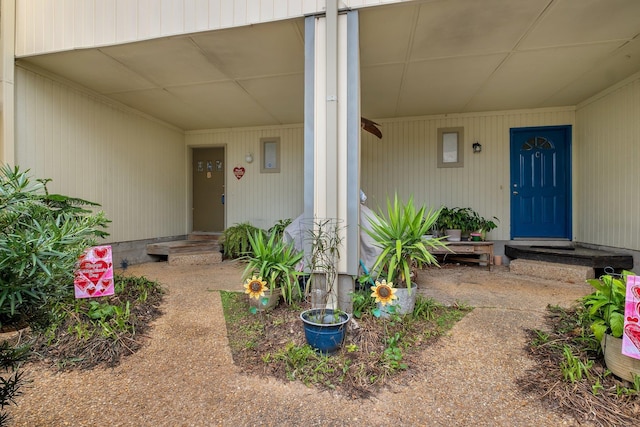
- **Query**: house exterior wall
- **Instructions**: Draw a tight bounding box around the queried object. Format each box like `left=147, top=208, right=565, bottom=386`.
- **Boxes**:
left=14, top=66, right=187, bottom=244
left=14, top=0, right=352, bottom=57
left=575, top=72, right=640, bottom=252
left=360, top=108, right=576, bottom=241
left=186, top=125, right=304, bottom=230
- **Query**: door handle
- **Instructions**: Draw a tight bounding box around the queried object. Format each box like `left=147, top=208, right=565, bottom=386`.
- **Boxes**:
left=512, top=191, right=519, bottom=195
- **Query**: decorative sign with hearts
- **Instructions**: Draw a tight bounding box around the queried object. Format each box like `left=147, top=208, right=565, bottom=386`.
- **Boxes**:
left=74, top=245, right=114, bottom=298
left=623, top=275, right=640, bottom=359
left=233, top=166, right=245, bottom=180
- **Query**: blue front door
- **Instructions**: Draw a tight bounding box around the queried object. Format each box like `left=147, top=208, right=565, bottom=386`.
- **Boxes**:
left=510, top=126, right=572, bottom=239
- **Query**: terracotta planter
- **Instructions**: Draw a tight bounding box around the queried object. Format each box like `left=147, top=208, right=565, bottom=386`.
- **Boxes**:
left=601, top=334, right=640, bottom=382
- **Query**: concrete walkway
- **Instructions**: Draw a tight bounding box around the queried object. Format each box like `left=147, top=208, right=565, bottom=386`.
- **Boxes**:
left=9, top=261, right=595, bottom=426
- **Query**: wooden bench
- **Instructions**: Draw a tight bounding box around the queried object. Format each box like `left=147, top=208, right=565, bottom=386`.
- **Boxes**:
left=428, top=241, right=494, bottom=270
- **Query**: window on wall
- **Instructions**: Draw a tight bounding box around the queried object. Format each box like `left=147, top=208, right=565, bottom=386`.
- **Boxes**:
left=437, top=127, right=464, bottom=168
left=261, top=137, right=280, bottom=173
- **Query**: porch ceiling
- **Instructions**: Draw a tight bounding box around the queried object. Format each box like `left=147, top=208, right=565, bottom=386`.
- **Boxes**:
left=17, top=0, right=640, bottom=131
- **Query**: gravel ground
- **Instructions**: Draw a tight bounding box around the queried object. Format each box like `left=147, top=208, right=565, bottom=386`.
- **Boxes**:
left=8, top=261, right=595, bottom=426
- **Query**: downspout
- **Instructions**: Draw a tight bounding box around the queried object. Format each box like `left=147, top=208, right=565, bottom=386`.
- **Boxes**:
left=0, top=0, right=16, bottom=166
left=325, top=0, right=338, bottom=220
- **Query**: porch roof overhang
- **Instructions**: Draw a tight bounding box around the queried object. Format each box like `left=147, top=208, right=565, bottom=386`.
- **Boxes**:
left=16, top=0, right=640, bottom=131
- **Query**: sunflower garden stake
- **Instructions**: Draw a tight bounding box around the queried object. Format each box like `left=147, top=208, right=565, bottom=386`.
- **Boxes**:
left=244, top=275, right=269, bottom=314
left=370, top=280, right=398, bottom=318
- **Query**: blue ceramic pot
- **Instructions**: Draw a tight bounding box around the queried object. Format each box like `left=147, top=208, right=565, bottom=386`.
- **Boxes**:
left=300, top=309, right=350, bottom=354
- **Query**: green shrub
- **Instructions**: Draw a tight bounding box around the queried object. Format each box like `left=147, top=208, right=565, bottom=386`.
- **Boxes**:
left=0, top=165, right=109, bottom=326
left=221, top=222, right=265, bottom=259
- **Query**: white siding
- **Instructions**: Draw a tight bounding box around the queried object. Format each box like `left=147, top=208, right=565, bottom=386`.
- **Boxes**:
left=186, top=126, right=304, bottom=230
left=14, top=66, right=187, bottom=244
left=15, top=0, right=334, bottom=56
left=576, top=73, right=640, bottom=251
left=361, top=108, right=576, bottom=241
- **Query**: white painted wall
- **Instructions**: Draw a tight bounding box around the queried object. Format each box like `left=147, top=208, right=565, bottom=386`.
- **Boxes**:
left=360, top=108, right=576, bottom=241
left=576, top=72, right=640, bottom=251
left=14, top=0, right=344, bottom=56
left=14, top=66, right=187, bottom=244
left=186, top=125, right=304, bottom=230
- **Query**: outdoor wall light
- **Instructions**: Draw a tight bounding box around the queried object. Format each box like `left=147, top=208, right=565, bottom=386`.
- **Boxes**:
left=245, top=153, right=254, bottom=163
left=472, top=141, right=482, bottom=153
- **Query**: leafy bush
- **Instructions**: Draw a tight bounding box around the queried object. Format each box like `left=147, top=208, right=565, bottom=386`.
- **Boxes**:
left=0, top=165, right=109, bottom=326
left=221, top=222, right=265, bottom=259
left=0, top=341, right=29, bottom=427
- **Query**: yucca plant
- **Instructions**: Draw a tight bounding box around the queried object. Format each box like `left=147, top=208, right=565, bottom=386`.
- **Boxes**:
left=242, top=231, right=304, bottom=305
left=365, top=194, right=447, bottom=294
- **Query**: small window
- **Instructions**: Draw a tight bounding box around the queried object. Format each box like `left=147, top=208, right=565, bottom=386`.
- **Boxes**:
left=260, top=137, right=280, bottom=173
left=437, top=127, right=464, bottom=168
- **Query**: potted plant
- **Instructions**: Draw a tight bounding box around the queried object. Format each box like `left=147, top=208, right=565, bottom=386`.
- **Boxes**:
left=242, top=231, right=304, bottom=311
left=299, top=218, right=350, bottom=354
left=583, top=270, right=640, bottom=382
left=365, top=194, right=447, bottom=315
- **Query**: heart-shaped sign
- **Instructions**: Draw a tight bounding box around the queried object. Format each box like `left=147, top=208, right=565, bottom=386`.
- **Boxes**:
left=625, top=323, right=640, bottom=351
left=233, top=166, right=245, bottom=180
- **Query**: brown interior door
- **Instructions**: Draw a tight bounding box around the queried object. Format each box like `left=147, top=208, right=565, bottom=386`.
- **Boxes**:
left=192, top=147, right=225, bottom=232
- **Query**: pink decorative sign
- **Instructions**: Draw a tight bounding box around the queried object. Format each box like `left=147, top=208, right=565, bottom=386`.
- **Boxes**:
left=74, top=245, right=114, bottom=298
left=233, top=166, right=245, bottom=180
left=623, top=275, right=640, bottom=359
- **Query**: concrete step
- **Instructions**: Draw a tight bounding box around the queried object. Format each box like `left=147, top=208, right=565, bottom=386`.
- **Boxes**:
left=188, top=232, right=223, bottom=241
left=509, top=259, right=595, bottom=283
left=168, top=251, right=222, bottom=266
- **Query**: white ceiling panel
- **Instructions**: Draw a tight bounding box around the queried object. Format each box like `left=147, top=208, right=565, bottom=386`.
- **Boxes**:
left=399, top=54, right=506, bottom=116
left=466, top=43, right=624, bottom=112
left=99, top=37, right=229, bottom=87
left=410, top=0, right=550, bottom=60
left=16, top=1, right=640, bottom=131
left=239, top=74, right=305, bottom=125
left=520, top=0, right=640, bottom=49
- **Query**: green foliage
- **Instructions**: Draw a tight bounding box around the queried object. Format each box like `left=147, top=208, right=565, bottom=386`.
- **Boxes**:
left=560, top=344, right=593, bottom=382
left=435, top=206, right=499, bottom=234
left=0, top=341, right=30, bottom=426
left=583, top=271, right=632, bottom=341
left=242, top=232, right=304, bottom=305
left=0, top=165, right=110, bottom=325
left=267, top=218, right=292, bottom=241
left=351, top=288, right=376, bottom=319
left=30, top=274, right=164, bottom=369
left=221, top=222, right=265, bottom=259
left=365, top=193, right=447, bottom=292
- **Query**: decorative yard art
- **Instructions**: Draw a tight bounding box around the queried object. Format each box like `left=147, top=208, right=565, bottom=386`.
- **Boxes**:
left=74, top=245, right=114, bottom=298
left=623, top=275, right=640, bottom=359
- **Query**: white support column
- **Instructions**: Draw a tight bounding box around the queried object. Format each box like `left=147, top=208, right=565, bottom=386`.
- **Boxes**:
left=304, top=5, right=360, bottom=311
left=0, top=0, right=16, bottom=166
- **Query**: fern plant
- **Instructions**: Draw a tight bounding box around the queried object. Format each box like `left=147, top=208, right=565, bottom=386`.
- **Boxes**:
left=221, top=222, right=264, bottom=259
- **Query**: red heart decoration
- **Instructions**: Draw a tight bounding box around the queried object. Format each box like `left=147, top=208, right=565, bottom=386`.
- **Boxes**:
left=632, top=286, right=640, bottom=301
left=86, top=286, right=96, bottom=296
left=75, top=277, right=90, bottom=291
left=628, top=316, right=639, bottom=323
left=625, top=323, right=640, bottom=351
left=233, top=166, right=245, bottom=180
left=94, top=247, right=108, bottom=259
left=79, top=260, right=109, bottom=285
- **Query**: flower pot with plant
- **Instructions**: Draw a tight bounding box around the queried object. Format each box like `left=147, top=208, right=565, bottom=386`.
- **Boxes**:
left=299, top=218, right=351, bottom=353
left=365, top=194, right=448, bottom=315
left=242, top=231, right=304, bottom=311
left=583, top=269, right=640, bottom=382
